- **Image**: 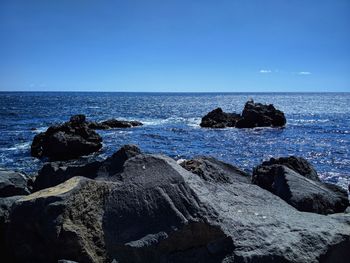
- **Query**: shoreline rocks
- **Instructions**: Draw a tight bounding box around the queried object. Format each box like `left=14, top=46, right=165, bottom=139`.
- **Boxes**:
left=1, top=146, right=349, bottom=262
left=200, top=100, right=286, bottom=128
left=252, top=156, right=349, bottom=214
left=0, top=169, right=32, bottom=197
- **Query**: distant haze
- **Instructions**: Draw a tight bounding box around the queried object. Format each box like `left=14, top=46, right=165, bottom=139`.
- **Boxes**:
left=1, top=0, right=349, bottom=92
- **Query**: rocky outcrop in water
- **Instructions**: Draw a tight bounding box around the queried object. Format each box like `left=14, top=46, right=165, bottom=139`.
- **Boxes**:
left=200, top=100, right=286, bottom=128
left=252, top=156, right=349, bottom=214
left=88, top=119, right=143, bottom=129
left=1, top=146, right=349, bottom=263
left=31, top=115, right=103, bottom=161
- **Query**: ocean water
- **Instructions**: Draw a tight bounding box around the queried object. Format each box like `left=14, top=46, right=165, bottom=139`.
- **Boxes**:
left=1, top=92, right=349, bottom=190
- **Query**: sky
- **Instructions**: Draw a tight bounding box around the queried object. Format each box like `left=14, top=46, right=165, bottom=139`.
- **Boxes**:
left=0, top=0, right=349, bottom=92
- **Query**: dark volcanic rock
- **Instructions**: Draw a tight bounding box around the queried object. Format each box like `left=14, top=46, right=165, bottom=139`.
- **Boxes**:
left=0, top=169, right=31, bottom=197
left=200, top=100, right=286, bottom=129
left=252, top=163, right=349, bottom=214
left=32, top=144, right=142, bottom=191
left=7, top=151, right=350, bottom=263
left=31, top=114, right=103, bottom=161
left=236, top=100, right=286, bottom=128
left=0, top=196, right=22, bottom=262
left=88, top=119, right=143, bottom=130
left=258, top=156, right=319, bottom=181
left=200, top=108, right=240, bottom=128
left=180, top=156, right=250, bottom=184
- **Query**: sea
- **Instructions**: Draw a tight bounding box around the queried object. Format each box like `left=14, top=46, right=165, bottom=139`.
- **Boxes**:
left=0, top=92, right=349, bottom=190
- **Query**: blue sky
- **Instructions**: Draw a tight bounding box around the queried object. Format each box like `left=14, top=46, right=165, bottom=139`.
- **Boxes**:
left=1, top=0, right=349, bottom=92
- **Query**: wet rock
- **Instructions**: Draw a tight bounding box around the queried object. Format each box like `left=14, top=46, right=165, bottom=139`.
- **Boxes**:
left=32, top=145, right=141, bottom=191
left=200, top=100, right=286, bottom=128
left=0, top=169, right=31, bottom=197
left=180, top=156, right=250, bottom=184
left=31, top=115, right=103, bottom=161
left=236, top=100, right=286, bottom=128
left=252, top=163, right=349, bottom=214
left=200, top=108, right=241, bottom=128
left=88, top=119, right=143, bottom=130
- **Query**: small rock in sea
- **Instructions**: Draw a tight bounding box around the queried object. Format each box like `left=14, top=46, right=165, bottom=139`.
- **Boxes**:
left=200, top=100, right=286, bottom=128
left=252, top=156, right=349, bottom=214
left=30, top=114, right=103, bottom=161
left=87, top=119, right=143, bottom=130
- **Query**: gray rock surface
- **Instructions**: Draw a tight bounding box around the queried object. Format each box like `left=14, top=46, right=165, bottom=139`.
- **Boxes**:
left=0, top=169, right=31, bottom=197
left=33, top=144, right=141, bottom=191
left=180, top=156, right=250, bottom=184
left=252, top=164, right=349, bottom=214
left=7, top=151, right=350, bottom=263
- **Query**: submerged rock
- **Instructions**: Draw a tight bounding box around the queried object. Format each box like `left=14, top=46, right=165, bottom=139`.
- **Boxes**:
left=0, top=169, right=32, bottom=197
left=200, top=100, right=286, bottom=129
left=31, top=115, right=102, bottom=161
left=6, top=150, right=350, bottom=263
left=252, top=157, right=349, bottom=214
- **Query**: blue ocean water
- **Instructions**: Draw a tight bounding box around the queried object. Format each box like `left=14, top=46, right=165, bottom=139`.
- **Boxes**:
left=0, top=92, right=349, bottom=190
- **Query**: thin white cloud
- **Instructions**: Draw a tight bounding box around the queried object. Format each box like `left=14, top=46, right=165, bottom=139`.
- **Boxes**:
left=298, top=71, right=312, bottom=75
left=259, top=69, right=272, bottom=73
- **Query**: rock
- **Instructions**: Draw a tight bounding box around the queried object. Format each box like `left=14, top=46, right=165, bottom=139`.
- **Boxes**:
left=57, top=260, right=79, bottom=263
left=200, top=108, right=240, bottom=128
left=180, top=156, right=250, bottom=184
left=32, top=145, right=142, bottom=191
left=0, top=196, right=23, bottom=262
left=236, top=100, right=286, bottom=128
left=252, top=164, right=349, bottom=214
left=88, top=119, right=143, bottom=130
left=8, top=177, right=111, bottom=263
left=31, top=115, right=103, bottom=161
left=200, top=100, right=286, bottom=129
left=7, top=152, right=350, bottom=263
left=0, top=169, right=31, bottom=197
left=257, top=156, right=319, bottom=181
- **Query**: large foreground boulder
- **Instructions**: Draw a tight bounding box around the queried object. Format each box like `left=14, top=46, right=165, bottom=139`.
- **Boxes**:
left=0, top=169, right=32, bottom=197
left=31, top=115, right=103, bottom=161
left=6, top=151, right=350, bottom=263
left=200, top=100, right=286, bottom=128
left=252, top=157, right=349, bottom=214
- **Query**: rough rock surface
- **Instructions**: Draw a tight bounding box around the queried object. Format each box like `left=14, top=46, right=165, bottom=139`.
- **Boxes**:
left=8, top=177, right=111, bottom=263
left=200, top=100, right=286, bottom=128
left=180, top=156, right=250, bottom=184
left=32, top=144, right=141, bottom=191
left=257, top=156, right=319, bottom=181
left=0, top=169, right=31, bottom=197
left=88, top=119, right=143, bottom=130
left=252, top=160, right=349, bottom=214
left=200, top=108, right=241, bottom=128
left=6, top=151, right=350, bottom=263
left=31, top=115, right=102, bottom=161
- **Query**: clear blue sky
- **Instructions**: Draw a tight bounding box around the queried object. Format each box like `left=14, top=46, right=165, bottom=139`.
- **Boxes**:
left=1, top=0, right=349, bottom=92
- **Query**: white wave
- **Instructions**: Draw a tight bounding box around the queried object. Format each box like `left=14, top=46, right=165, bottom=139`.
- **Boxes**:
left=2, top=142, right=31, bottom=151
